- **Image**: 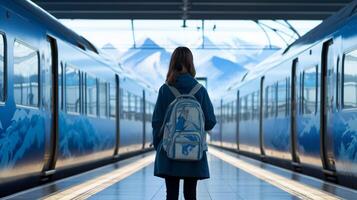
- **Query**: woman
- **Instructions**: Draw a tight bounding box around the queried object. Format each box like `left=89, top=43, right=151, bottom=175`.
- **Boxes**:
left=152, top=46, right=216, bottom=200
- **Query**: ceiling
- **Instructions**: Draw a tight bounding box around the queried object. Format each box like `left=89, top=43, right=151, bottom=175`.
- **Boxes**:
left=32, top=0, right=354, bottom=20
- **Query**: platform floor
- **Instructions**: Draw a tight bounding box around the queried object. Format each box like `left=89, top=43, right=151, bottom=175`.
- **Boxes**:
left=5, top=147, right=357, bottom=200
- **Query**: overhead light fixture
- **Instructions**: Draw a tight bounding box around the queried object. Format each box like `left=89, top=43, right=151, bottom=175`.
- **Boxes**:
left=182, top=0, right=189, bottom=28
left=182, top=19, right=187, bottom=28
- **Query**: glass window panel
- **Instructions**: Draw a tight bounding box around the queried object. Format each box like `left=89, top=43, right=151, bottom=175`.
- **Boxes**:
left=87, top=75, right=97, bottom=116
left=42, top=40, right=52, bottom=110
left=232, top=101, right=236, bottom=121
left=0, top=35, right=4, bottom=101
left=343, top=50, right=357, bottom=109
left=66, top=66, right=80, bottom=113
left=59, top=63, right=63, bottom=110
left=247, top=94, right=252, bottom=120
left=270, top=84, right=277, bottom=117
left=287, top=77, right=291, bottom=115
left=109, top=82, right=116, bottom=118
left=303, top=66, right=317, bottom=114
left=240, top=97, right=246, bottom=121
left=99, top=80, right=108, bottom=117
left=119, top=88, right=124, bottom=119
left=277, top=79, right=287, bottom=116
left=14, top=41, right=39, bottom=107
left=265, top=86, right=270, bottom=118
left=253, top=91, right=259, bottom=119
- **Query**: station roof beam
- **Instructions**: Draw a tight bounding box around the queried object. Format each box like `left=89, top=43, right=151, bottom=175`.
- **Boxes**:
left=32, top=0, right=353, bottom=20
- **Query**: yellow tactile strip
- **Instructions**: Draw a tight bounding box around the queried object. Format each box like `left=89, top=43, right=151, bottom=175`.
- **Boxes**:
left=42, top=153, right=155, bottom=200
left=209, top=147, right=343, bottom=200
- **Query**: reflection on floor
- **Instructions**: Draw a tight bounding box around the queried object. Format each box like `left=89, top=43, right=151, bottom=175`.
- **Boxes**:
left=90, top=155, right=299, bottom=200
left=5, top=148, right=357, bottom=200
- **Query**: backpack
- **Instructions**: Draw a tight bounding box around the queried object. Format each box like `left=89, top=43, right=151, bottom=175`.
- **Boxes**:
left=160, top=82, right=207, bottom=161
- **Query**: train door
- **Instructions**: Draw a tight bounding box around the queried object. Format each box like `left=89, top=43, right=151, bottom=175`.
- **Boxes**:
left=220, top=99, right=223, bottom=146
left=142, top=90, right=146, bottom=149
left=236, top=90, right=240, bottom=151
left=321, top=40, right=337, bottom=174
left=114, top=75, right=120, bottom=158
left=42, top=36, right=58, bottom=176
left=291, top=58, right=300, bottom=167
left=259, top=76, right=266, bottom=157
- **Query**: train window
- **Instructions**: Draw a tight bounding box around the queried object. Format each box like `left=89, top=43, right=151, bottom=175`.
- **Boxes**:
left=226, top=103, right=229, bottom=122
left=252, top=91, right=259, bottom=120
left=302, top=66, right=317, bottom=114
left=0, top=35, right=5, bottom=102
left=277, top=79, right=287, bottom=116
left=118, top=88, right=122, bottom=118
left=232, top=101, right=236, bottom=122
left=287, top=77, right=291, bottom=115
left=65, top=66, right=80, bottom=113
left=264, top=86, right=269, bottom=118
left=145, top=102, right=153, bottom=121
left=128, top=92, right=133, bottom=119
left=86, top=75, right=97, bottom=116
left=269, top=84, right=277, bottom=117
left=240, top=97, right=246, bottom=121
left=221, top=104, right=225, bottom=122
left=125, top=91, right=134, bottom=120
left=246, top=94, right=252, bottom=120
left=99, top=80, right=108, bottom=117
left=123, top=90, right=129, bottom=119
left=299, top=72, right=303, bottom=114
left=13, top=41, right=39, bottom=107
left=343, top=49, right=357, bottom=109
left=136, top=96, right=143, bottom=121
left=59, top=63, right=63, bottom=110
left=227, top=102, right=230, bottom=121
left=109, top=82, right=116, bottom=119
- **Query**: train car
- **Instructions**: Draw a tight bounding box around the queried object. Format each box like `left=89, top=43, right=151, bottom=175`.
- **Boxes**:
left=220, top=90, right=239, bottom=150
left=209, top=111, right=220, bottom=147
left=0, top=0, right=155, bottom=197
left=211, top=0, right=357, bottom=188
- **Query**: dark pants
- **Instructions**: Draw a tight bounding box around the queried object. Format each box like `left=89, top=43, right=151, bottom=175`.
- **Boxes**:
left=165, top=177, right=198, bottom=200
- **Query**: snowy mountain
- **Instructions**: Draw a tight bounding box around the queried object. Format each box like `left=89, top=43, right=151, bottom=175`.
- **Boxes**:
left=101, top=37, right=279, bottom=105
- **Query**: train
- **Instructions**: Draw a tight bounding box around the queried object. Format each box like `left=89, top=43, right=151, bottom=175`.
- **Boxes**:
left=0, top=0, right=155, bottom=197
left=211, top=0, right=357, bottom=189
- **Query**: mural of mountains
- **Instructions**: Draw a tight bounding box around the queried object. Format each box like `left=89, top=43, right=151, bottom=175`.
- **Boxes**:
left=101, top=37, right=279, bottom=104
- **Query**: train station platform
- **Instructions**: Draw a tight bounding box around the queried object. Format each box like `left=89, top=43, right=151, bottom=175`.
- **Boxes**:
left=4, top=147, right=356, bottom=200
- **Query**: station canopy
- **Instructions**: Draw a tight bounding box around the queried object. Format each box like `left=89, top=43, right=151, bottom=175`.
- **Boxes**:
left=33, top=0, right=352, bottom=20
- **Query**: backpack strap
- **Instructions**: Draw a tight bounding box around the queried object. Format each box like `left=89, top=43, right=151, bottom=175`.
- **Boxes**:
left=189, top=83, right=202, bottom=96
left=165, top=82, right=181, bottom=98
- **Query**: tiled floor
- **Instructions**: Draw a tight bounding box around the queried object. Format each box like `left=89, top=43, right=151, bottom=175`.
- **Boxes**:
left=5, top=148, right=357, bottom=200
left=89, top=154, right=298, bottom=200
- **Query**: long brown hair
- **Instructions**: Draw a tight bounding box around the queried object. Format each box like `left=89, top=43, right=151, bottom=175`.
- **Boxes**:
left=166, top=46, right=196, bottom=85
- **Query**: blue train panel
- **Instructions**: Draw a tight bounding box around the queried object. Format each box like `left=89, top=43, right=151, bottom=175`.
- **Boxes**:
left=118, top=77, right=145, bottom=155
left=221, top=92, right=238, bottom=150
left=262, top=61, right=292, bottom=160
left=209, top=106, right=222, bottom=146
left=0, top=2, right=48, bottom=185
left=238, top=79, right=261, bottom=155
left=294, top=44, right=323, bottom=169
left=330, top=17, right=357, bottom=179
left=56, top=113, right=116, bottom=168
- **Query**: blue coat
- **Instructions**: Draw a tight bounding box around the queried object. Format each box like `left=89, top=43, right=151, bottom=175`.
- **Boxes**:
left=152, top=73, right=216, bottom=179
